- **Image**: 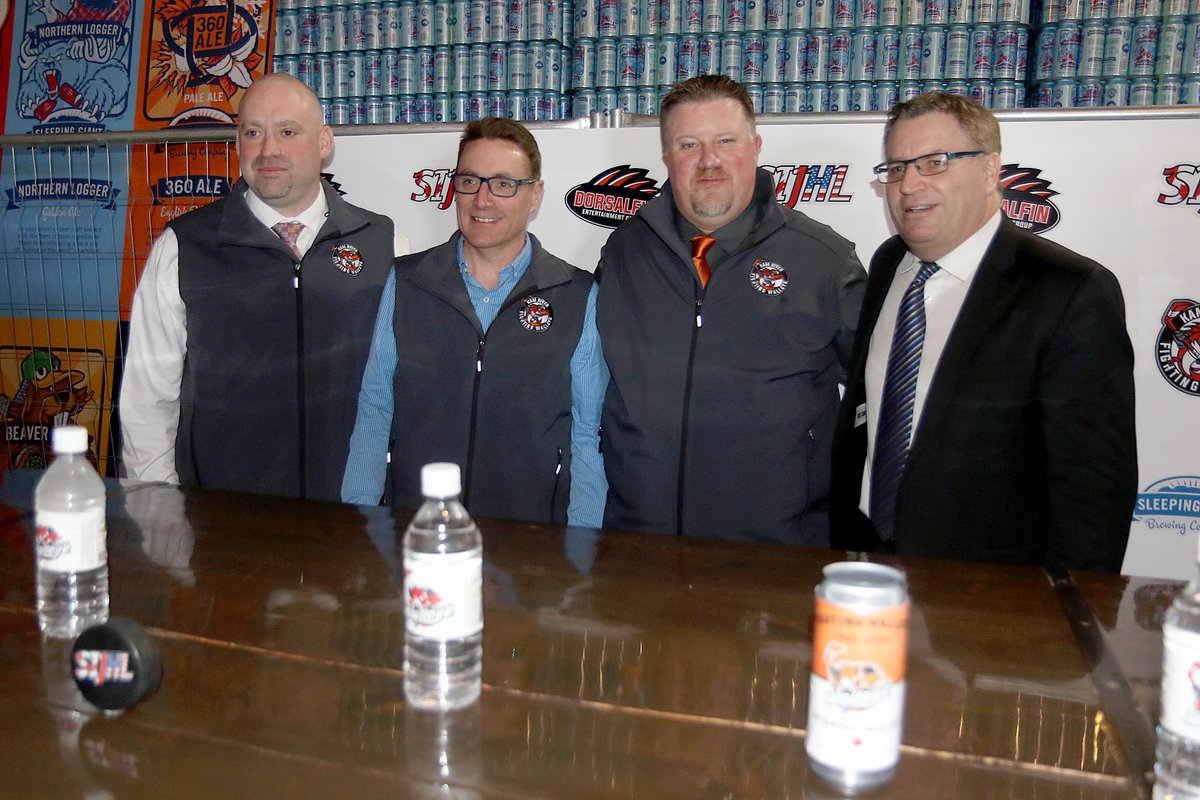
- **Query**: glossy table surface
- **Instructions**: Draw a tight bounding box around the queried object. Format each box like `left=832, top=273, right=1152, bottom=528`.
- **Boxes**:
left=0, top=473, right=1182, bottom=799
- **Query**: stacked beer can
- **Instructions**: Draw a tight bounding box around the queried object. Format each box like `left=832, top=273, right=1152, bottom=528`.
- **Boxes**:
left=273, top=0, right=574, bottom=124
left=569, top=0, right=1031, bottom=115
left=1030, top=0, right=1200, bottom=106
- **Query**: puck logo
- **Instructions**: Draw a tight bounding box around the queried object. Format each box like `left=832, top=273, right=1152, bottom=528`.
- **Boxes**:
left=999, top=164, right=1061, bottom=234
left=1157, top=299, right=1200, bottom=396
left=750, top=260, right=789, bottom=295
left=331, top=243, right=364, bottom=275
left=518, top=295, right=553, bottom=332
left=565, top=165, right=660, bottom=228
left=74, top=650, right=136, bottom=686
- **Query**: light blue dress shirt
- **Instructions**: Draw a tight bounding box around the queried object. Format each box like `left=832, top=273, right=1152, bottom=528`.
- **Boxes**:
left=342, top=236, right=608, bottom=527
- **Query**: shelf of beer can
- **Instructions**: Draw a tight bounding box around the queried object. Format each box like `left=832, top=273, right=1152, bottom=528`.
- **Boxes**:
left=569, top=25, right=1030, bottom=88
left=574, top=0, right=1030, bottom=35
left=318, top=91, right=571, bottom=125
left=275, top=0, right=575, bottom=55
left=1035, top=0, right=1199, bottom=23
left=275, top=42, right=570, bottom=101
left=570, top=77, right=1026, bottom=113
left=1029, top=73, right=1200, bottom=102
left=1032, top=15, right=1200, bottom=80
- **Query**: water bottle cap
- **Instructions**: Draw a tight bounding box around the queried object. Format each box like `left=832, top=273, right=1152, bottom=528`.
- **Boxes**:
left=420, top=462, right=462, bottom=498
left=71, top=617, right=163, bottom=711
left=51, top=425, right=88, bottom=455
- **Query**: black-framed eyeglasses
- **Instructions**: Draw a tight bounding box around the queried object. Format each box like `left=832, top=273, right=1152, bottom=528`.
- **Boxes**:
left=452, top=173, right=538, bottom=197
left=872, top=151, right=986, bottom=183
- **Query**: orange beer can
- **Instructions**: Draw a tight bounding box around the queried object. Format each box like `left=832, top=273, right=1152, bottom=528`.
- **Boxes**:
left=806, top=561, right=910, bottom=791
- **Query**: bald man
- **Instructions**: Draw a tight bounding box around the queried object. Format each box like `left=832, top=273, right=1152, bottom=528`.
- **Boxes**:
left=121, top=73, right=410, bottom=501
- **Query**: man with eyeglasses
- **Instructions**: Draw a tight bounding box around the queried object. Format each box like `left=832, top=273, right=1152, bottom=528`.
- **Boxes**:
left=596, top=75, right=866, bottom=545
left=831, top=92, right=1136, bottom=572
left=342, top=117, right=607, bottom=527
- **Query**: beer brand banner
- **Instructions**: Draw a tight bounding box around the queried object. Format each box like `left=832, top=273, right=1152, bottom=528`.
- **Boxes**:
left=5, top=0, right=141, bottom=135
left=118, top=140, right=237, bottom=319
left=0, top=317, right=113, bottom=472
left=0, top=2, right=15, bottom=120
left=137, top=0, right=273, bottom=129
left=325, top=111, right=1200, bottom=579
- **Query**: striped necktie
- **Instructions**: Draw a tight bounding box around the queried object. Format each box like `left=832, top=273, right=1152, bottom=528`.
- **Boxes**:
left=869, top=259, right=940, bottom=543
left=272, top=220, right=305, bottom=259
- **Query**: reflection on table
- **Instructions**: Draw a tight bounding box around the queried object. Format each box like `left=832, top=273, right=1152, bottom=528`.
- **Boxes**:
left=0, top=477, right=1174, bottom=799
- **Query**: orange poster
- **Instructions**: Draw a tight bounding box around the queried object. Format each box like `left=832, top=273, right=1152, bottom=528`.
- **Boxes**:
left=0, top=319, right=115, bottom=474
left=137, top=0, right=274, bottom=129
left=119, top=141, right=238, bottom=319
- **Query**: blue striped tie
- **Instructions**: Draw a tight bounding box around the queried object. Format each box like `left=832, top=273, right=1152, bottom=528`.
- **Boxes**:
left=870, top=260, right=940, bottom=543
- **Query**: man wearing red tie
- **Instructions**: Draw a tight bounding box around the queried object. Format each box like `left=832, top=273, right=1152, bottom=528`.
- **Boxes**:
left=597, top=75, right=866, bottom=545
left=831, top=92, right=1136, bottom=572
left=121, top=73, right=409, bottom=501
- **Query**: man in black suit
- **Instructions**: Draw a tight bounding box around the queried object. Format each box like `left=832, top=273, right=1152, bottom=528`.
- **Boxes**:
left=831, top=92, right=1136, bottom=572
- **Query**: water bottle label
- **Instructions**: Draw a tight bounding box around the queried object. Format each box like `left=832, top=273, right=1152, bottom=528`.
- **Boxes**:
left=405, top=548, right=483, bottom=639
left=1162, top=624, right=1200, bottom=738
left=35, top=509, right=107, bottom=573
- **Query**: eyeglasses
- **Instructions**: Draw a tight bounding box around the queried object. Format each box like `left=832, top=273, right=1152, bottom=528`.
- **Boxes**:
left=452, top=173, right=538, bottom=197
left=872, top=151, right=985, bottom=183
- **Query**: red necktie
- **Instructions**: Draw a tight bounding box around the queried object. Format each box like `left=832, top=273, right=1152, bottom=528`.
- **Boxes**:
left=272, top=220, right=305, bottom=259
left=691, top=234, right=716, bottom=287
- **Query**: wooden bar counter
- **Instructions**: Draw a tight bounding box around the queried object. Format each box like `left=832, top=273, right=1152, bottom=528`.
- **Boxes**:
left=0, top=474, right=1179, bottom=799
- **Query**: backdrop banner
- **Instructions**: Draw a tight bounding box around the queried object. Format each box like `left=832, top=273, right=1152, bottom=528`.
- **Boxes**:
left=316, top=111, right=1200, bottom=578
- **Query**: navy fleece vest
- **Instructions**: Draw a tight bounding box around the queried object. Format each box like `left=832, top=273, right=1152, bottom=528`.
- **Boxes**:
left=385, top=235, right=594, bottom=524
left=172, top=180, right=393, bottom=501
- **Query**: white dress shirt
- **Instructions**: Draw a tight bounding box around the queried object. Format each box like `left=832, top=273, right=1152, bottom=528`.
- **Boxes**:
left=859, top=210, right=1002, bottom=514
left=120, top=186, right=410, bottom=482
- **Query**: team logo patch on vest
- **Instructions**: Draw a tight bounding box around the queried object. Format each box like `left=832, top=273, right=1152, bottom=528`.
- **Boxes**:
left=750, top=260, right=788, bottom=295
left=332, top=244, right=364, bottom=275
left=518, top=295, right=553, bottom=332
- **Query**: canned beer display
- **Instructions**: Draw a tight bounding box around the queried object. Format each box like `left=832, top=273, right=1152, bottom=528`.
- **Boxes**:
left=277, top=0, right=1200, bottom=120
left=806, top=561, right=910, bottom=791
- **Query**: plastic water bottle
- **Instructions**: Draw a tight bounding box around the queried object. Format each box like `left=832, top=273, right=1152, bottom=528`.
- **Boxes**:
left=403, top=462, right=483, bottom=710
left=35, top=425, right=109, bottom=639
left=1155, top=536, right=1200, bottom=799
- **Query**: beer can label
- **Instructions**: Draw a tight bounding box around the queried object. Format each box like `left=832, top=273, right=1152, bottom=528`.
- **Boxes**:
left=404, top=549, right=483, bottom=640
left=807, top=594, right=909, bottom=774
left=36, top=509, right=107, bottom=574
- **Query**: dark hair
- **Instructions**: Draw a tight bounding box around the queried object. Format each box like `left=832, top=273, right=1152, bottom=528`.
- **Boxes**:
left=884, top=92, right=1001, bottom=153
left=457, top=117, right=542, bottom=179
left=659, top=75, right=755, bottom=143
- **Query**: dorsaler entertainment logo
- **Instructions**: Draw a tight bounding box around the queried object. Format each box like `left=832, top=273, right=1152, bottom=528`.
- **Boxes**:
left=1157, top=299, right=1200, bottom=395
left=565, top=166, right=661, bottom=228
left=763, top=164, right=853, bottom=205
left=999, top=165, right=1060, bottom=234
left=1134, top=476, right=1200, bottom=537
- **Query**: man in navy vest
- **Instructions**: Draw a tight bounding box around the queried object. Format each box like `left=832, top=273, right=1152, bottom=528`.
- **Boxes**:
left=597, top=75, right=866, bottom=545
left=120, top=73, right=408, bottom=501
left=342, top=118, right=607, bottom=527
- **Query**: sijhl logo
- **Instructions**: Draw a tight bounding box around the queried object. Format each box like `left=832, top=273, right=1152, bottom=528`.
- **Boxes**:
left=764, top=164, right=853, bottom=206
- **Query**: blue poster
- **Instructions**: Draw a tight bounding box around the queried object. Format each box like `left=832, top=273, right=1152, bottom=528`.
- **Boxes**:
left=7, top=0, right=141, bottom=134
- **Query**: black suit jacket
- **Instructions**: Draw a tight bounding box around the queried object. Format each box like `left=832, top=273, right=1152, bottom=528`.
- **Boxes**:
left=831, top=218, right=1137, bottom=572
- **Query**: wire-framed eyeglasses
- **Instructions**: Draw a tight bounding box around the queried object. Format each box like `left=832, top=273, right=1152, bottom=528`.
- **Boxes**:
left=872, top=151, right=985, bottom=184
left=452, top=173, right=538, bottom=197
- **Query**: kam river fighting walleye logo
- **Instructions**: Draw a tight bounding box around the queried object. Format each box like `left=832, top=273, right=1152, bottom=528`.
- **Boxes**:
left=565, top=166, right=661, bottom=228
left=999, top=164, right=1061, bottom=234
left=1157, top=299, right=1200, bottom=396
